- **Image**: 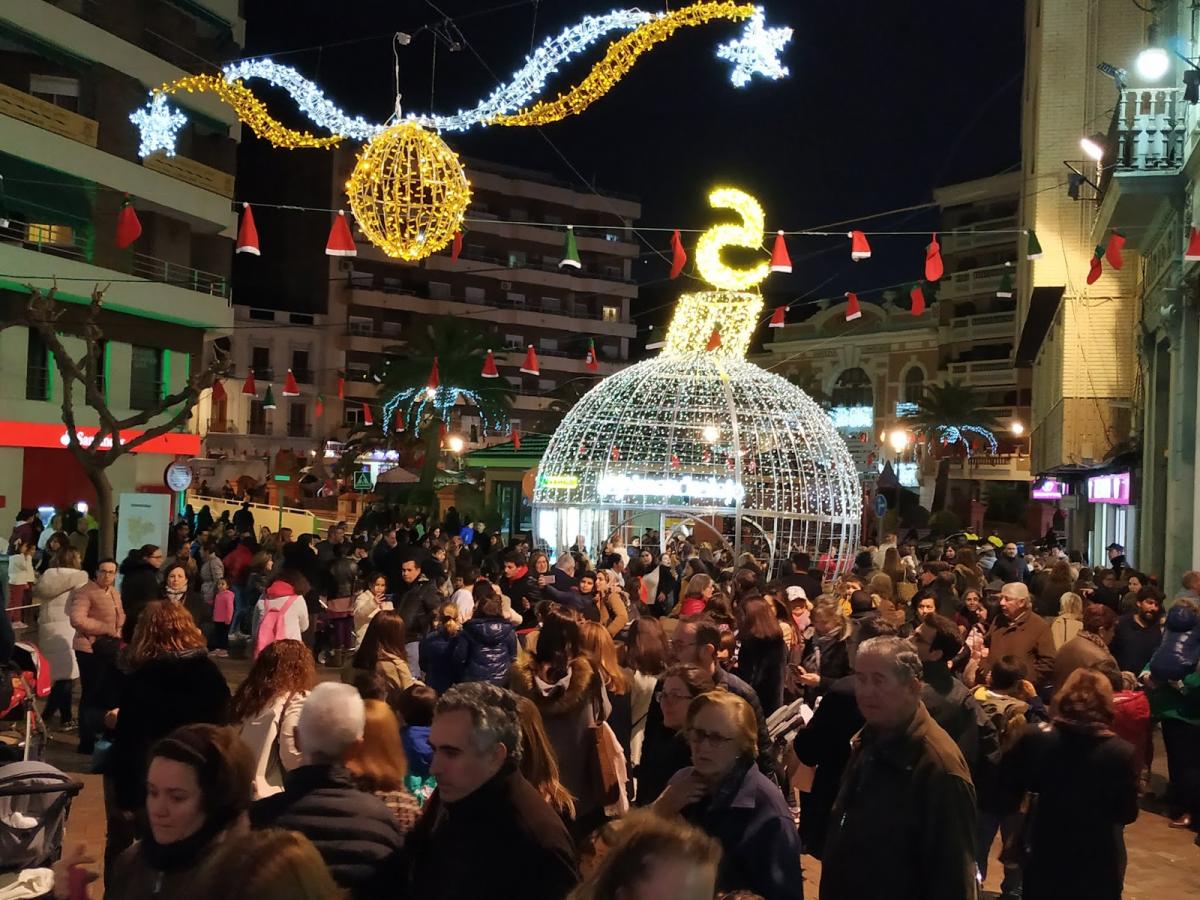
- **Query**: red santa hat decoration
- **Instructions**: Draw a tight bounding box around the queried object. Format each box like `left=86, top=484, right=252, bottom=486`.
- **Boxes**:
left=325, top=210, right=357, bottom=257
left=770, top=231, right=792, bottom=273
left=236, top=203, right=260, bottom=255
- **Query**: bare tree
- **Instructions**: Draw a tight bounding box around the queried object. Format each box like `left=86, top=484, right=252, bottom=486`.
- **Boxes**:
left=22, top=283, right=225, bottom=555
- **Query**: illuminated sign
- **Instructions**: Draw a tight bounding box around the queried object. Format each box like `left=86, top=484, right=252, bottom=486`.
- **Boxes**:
left=1087, top=471, right=1130, bottom=505
left=895, top=402, right=918, bottom=418
left=829, top=405, right=873, bottom=430
left=597, top=474, right=744, bottom=505
left=0, top=422, right=199, bottom=455
left=1031, top=478, right=1068, bottom=501
left=540, top=474, right=579, bottom=490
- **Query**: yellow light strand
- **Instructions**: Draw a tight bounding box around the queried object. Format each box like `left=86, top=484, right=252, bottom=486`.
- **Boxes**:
left=157, top=75, right=343, bottom=150
left=663, top=290, right=764, bottom=358
left=345, top=122, right=472, bottom=260
left=491, top=2, right=756, bottom=127
left=695, top=186, right=770, bottom=291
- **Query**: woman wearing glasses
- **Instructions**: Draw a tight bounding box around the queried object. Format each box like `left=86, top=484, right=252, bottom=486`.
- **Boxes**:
left=633, top=664, right=713, bottom=807
left=654, top=691, right=804, bottom=900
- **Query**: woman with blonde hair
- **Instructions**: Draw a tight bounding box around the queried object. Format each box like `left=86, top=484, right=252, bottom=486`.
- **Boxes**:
left=1049, top=591, right=1084, bottom=649
left=35, top=546, right=88, bottom=728
left=343, top=699, right=421, bottom=838
left=419, top=602, right=462, bottom=693
left=106, top=602, right=230, bottom=872
left=654, top=691, right=803, bottom=899
left=514, top=695, right=576, bottom=819
left=230, top=639, right=316, bottom=798
left=180, top=829, right=344, bottom=900
left=579, top=619, right=632, bottom=755
left=568, top=808, right=719, bottom=900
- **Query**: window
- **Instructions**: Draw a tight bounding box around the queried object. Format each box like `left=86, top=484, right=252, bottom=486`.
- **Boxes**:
left=465, top=286, right=486, bottom=304
left=507, top=293, right=526, bottom=308
left=602, top=305, right=619, bottom=322
left=248, top=398, right=271, bottom=434
left=348, top=316, right=373, bottom=336
left=601, top=343, right=619, bottom=359
left=292, top=349, right=311, bottom=383
left=250, top=346, right=271, bottom=379
left=344, top=405, right=365, bottom=426
left=288, top=402, right=310, bottom=437
left=541, top=296, right=561, bottom=313
left=429, top=281, right=451, bottom=299
left=902, top=366, right=925, bottom=403
left=289, top=313, right=314, bottom=325
left=129, top=346, right=163, bottom=410
left=25, top=329, right=49, bottom=401
left=504, top=334, right=523, bottom=349
left=543, top=213, right=562, bottom=224
left=26, top=223, right=73, bottom=246
left=381, top=320, right=403, bottom=338
left=210, top=391, right=228, bottom=429
left=505, top=376, right=522, bottom=389
left=603, top=265, right=622, bottom=278
left=539, top=337, right=558, bottom=351
left=510, top=207, right=527, bottom=221
left=248, top=309, right=274, bottom=321
left=507, top=250, right=527, bottom=268
left=29, top=75, right=79, bottom=111
left=538, top=378, right=557, bottom=392
left=346, top=361, right=371, bottom=379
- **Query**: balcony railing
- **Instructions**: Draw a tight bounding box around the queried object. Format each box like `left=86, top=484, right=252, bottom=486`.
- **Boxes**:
left=937, top=264, right=1008, bottom=301
left=0, top=81, right=98, bottom=146
left=946, top=359, right=1017, bottom=386
left=349, top=274, right=621, bottom=322
left=0, top=215, right=229, bottom=297
left=246, top=420, right=273, bottom=436
left=453, top=248, right=636, bottom=285
left=287, top=422, right=313, bottom=437
left=292, top=368, right=314, bottom=384
left=940, top=218, right=1018, bottom=254
left=1111, top=87, right=1187, bottom=172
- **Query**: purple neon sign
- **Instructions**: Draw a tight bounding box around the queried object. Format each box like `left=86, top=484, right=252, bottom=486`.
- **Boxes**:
left=1031, top=478, right=1067, bottom=500
left=1087, top=471, right=1130, bottom=506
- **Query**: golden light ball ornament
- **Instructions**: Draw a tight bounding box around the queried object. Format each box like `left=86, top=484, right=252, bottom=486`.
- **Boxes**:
left=345, top=122, right=472, bottom=261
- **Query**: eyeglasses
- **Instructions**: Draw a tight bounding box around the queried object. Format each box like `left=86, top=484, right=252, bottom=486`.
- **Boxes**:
left=686, top=727, right=736, bottom=748
left=655, top=691, right=693, bottom=704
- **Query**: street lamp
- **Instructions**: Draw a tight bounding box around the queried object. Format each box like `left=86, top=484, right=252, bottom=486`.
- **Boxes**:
left=1080, top=132, right=1107, bottom=162
left=447, top=434, right=465, bottom=454
left=1136, top=26, right=1169, bottom=82
left=1011, top=421, right=1025, bottom=436
left=888, top=429, right=909, bottom=454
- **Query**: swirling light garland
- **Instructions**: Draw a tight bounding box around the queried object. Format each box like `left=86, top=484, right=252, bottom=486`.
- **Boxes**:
left=129, top=2, right=791, bottom=155
left=381, top=386, right=503, bottom=436
left=937, top=425, right=999, bottom=456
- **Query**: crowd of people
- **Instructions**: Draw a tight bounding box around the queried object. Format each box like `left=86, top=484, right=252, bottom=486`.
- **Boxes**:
left=3, top=503, right=1198, bottom=899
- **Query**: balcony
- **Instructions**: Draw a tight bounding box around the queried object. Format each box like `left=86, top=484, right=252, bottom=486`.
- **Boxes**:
left=142, top=152, right=235, bottom=199
left=287, top=422, right=313, bottom=438
left=0, top=215, right=229, bottom=298
left=1091, top=87, right=1192, bottom=249
left=944, top=310, right=1016, bottom=343
left=207, top=419, right=233, bottom=433
left=246, top=420, right=272, bottom=436
left=940, top=218, right=1018, bottom=255
left=943, top=454, right=1032, bottom=482
left=946, top=359, right=1018, bottom=387
left=292, top=368, right=314, bottom=384
left=0, top=82, right=97, bottom=146
left=936, top=264, right=1008, bottom=302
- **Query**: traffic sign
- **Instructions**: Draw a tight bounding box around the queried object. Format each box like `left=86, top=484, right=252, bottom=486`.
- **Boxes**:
left=352, top=471, right=374, bottom=492
left=873, top=493, right=888, bottom=517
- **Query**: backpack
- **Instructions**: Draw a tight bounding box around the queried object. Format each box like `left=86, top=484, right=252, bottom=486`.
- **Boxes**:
left=973, top=687, right=1029, bottom=752
left=255, top=595, right=298, bottom=657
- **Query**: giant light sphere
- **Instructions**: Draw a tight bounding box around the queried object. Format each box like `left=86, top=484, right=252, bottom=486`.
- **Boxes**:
left=534, top=187, right=861, bottom=572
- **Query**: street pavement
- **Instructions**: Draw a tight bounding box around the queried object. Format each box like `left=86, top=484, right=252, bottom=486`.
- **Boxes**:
left=32, top=655, right=1200, bottom=898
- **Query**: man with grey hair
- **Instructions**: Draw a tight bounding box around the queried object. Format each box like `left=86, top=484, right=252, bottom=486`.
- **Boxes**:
left=820, top=636, right=978, bottom=900
left=980, top=581, right=1056, bottom=690
left=396, top=682, right=578, bottom=900
left=251, top=682, right=402, bottom=895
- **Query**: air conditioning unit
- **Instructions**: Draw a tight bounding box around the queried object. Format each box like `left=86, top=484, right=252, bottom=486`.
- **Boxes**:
left=500, top=281, right=513, bottom=290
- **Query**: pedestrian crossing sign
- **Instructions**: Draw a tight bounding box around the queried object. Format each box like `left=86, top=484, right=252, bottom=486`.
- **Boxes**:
left=352, top=470, right=373, bottom=492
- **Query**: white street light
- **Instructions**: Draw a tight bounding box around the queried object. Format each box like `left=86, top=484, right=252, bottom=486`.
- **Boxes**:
left=1137, top=47, right=1169, bottom=81
left=1080, top=133, right=1107, bottom=162
left=447, top=435, right=465, bottom=454
left=1011, top=421, right=1025, bottom=436
left=888, top=430, right=909, bottom=453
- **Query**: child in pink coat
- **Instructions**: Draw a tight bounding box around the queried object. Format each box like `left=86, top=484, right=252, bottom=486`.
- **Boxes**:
left=210, top=576, right=234, bottom=657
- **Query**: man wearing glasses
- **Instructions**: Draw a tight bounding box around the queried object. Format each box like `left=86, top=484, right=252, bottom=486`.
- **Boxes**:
left=68, top=558, right=125, bottom=754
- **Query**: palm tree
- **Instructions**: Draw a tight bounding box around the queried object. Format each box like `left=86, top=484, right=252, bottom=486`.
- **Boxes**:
left=912, top=379, right=1002, bottom=510
left=375, top=317, right=514, bottom=490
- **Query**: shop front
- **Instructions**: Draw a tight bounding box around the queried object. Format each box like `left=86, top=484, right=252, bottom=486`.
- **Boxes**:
left=1085, top=470, right=1137, bottom=568
left=0, top=421, right=200, bottom=517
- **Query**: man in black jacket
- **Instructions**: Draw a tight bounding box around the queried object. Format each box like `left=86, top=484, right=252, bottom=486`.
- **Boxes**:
left=251, top=683, right=402, bottom=898
left=1110, top=586, right=1163, bottom=674
left=395, top=558, right=441, bottom=671
left=499, top=549, right=539, bottom=630
left=395, top=682, right=578, bottom=900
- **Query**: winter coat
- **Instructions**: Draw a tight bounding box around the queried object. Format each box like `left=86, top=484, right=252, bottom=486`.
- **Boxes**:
left=237, top=691, right=308, bottom=799
left=251, top=764, right=403, bottom=897
left=68, top=579, right=125, bottom=653
left=7, top=552, right=35, bottom=587
left=199, top=555, right=224, bottom=605
left=252, top=591, right=310, bottom=645
left=455, top=616, right=518, bottom=685
left=792, top=676, right=863, bottom=859
left=991, top=554, right=1028, bottom=585
left=543, top=583, right=599, bottom=622
left=34, top=566, right=88, bottom=681
left=981, top=610, right=1057, bottom=688
left=1000, top=723, right=1138, bottom=900
left=106, top=826, right=237, bottom=900
left=676, top=760, right=805, bottom=900
left=418, top=626, right=461, bottom=693
left=821, top=703, right=978, bottom=900
left=1052, top=632, right=1116, bottom=693
left=344, top=650, right=414, bottom=694
left=396, top=764, right=578, bottom=900
left=112, top=649, right=230, bottom=811
left=633, top=724, right=691, bottom=808
left=1110, top=613, right=1162, bottom=676
left=352, top=590, right=390, bottom=647
left=596, top=589, right=630, bottom=638
left=394, top=578, right=440, bottom=640
left=222, top=543, right=253, bottom=586
left=1148, top=603, right=1200, bottom=683
left=499, top=570, right=540, bottom=630
left=1048, top=613, right=1083, bottom=650
left=118, top=558, right=160, bottom=643
left=402, top=725, right=433, bottom=777
left=735, top=634, right=787, bottom=716
left=509, top=654, right=609, bottom=819
left=329, top=555, right=357, bottom=598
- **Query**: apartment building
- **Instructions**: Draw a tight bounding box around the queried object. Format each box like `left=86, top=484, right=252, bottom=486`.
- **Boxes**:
left=332, top=154, right=641, bottom=444
left=758, top=172, right=1030, bottom=518
left=0, top=0, right=240, bottom=511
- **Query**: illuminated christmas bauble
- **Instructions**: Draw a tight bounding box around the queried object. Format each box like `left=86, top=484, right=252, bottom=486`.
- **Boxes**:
left=345, top=122, right=471, bottom=260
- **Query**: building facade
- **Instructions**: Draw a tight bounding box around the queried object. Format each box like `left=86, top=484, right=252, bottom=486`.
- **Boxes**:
left=0, top=0, right=241, bottom=513
left=758, top=172, right=1031, bottom=523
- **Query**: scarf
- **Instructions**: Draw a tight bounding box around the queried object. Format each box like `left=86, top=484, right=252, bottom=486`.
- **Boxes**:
left=139, top=815, right=227, bottom=871
left=163, top=587, right=187, bottom=604
left=510, top=565, right=529, bottom=581
left=1078, top=630, right=1110, bottom=653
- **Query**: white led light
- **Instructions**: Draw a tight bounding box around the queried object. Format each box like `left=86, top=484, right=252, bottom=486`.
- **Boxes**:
left=598, top=473, right=745, bottom=505
left=129, top=93, right=188, bottom=157
left=829, top=405, right=874, bottom=430
left=936, top=424, right=998, bottom=456
left=716, top=8, right=793, bottom=88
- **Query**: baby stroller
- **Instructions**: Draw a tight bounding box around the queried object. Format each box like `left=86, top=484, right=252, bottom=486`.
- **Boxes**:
left=0, top=762, right=83, bottom=898
left=0, top=644, right=50, bottom=764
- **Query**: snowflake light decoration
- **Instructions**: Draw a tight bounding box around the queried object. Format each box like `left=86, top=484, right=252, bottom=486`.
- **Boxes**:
left=716, top=10, right=792, bottom=87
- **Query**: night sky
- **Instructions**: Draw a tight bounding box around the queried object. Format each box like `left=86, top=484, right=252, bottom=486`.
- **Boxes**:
left=240, top=0, right=1026, bottom=333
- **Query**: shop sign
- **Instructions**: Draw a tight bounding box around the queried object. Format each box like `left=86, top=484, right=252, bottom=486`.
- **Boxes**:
left=1031, top=478, right=1068, bottom=500
left=0, top=421, right=199, bottom=455
left=597, top=473, right=744, bottom=505
left=1086, top=471, right=1130, bottom=505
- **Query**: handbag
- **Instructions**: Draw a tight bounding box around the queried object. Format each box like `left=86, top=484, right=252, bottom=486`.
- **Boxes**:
left=589, top=721, right=624, bottom=807
left=999, top=791, right=1039, bottom=867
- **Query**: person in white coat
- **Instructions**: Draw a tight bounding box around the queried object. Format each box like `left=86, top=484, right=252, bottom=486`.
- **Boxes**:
left=252, top=578, right=310, bottom=654
left=352, top=574, right=393, bottom=648
left=230, top=638, right=315, bottom=798
left=6, top=537, right=37, bottom=628
left=35, top=547, right=89, bottom=728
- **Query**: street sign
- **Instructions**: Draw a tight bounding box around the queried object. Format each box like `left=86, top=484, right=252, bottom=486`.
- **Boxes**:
left=352, top=470, right=373, bottom=492
left=873, top=493, right=888, bottom=517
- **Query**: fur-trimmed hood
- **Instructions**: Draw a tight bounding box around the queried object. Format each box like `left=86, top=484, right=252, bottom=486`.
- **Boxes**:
left=509, top=653, right=597, bottom=718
